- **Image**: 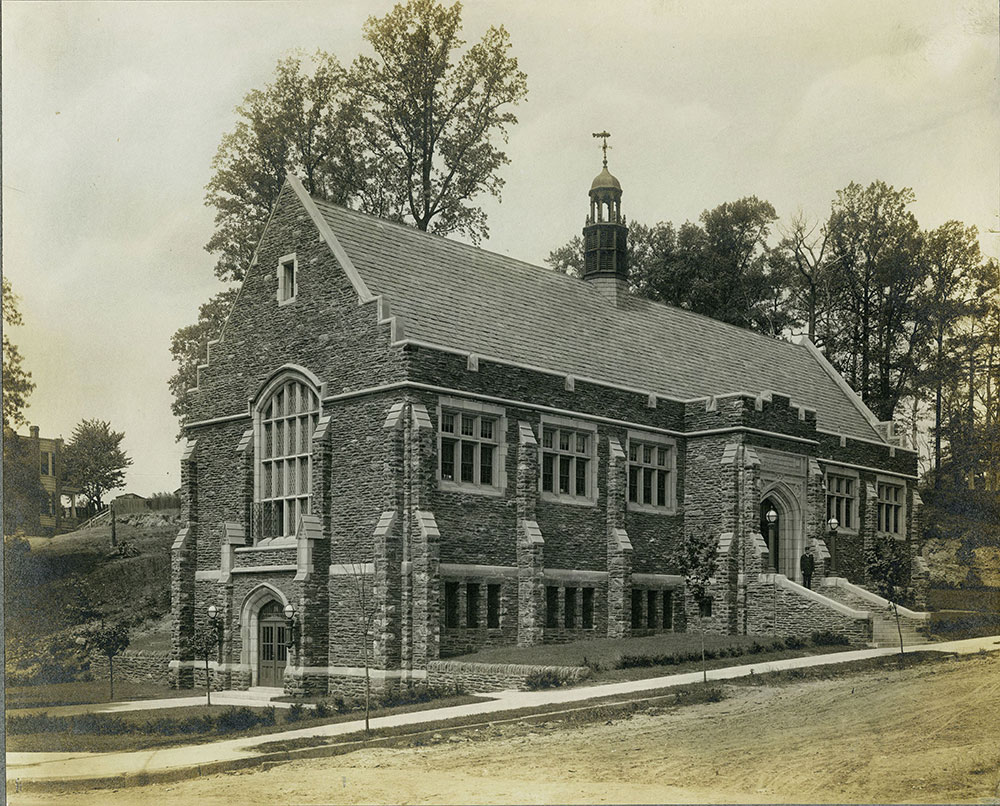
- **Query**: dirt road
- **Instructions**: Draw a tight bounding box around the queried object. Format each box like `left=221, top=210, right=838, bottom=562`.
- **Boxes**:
left=11, top=653, right=1000, bottom=804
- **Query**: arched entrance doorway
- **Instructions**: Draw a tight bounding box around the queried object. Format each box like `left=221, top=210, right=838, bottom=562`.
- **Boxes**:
left=257, top=600, right=288, bottom=687
left=760, top=485, right=804, bottom=581
left=238, top=584, right=291, bottom=689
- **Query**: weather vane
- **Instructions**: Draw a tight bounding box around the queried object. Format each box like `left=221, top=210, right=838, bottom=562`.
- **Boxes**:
left=592, top=131, right=611, bottom=167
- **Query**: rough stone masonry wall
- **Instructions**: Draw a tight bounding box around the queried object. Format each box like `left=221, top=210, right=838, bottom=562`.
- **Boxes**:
left=745, top=579, right=871, bottom=644
left=90, top=651, right=171, bottom=686
left=186, top=183, right=408, bottom=425
left=681, top=426, right=738, bottom=636
left=408, top=357, right=688, bottom=574
left=426, top=660, right=590, bottom=693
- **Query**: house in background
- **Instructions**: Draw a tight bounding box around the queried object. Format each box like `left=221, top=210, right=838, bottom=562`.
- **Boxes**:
left=171, top=161, right=929, bottom=696
left=112, top=492, right=148, bottom=515
left=12, top=425, right=80, bottom=536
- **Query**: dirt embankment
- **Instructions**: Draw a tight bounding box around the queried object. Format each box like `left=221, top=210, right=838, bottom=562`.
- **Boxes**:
left=12, top=653, right=1000, bottom=805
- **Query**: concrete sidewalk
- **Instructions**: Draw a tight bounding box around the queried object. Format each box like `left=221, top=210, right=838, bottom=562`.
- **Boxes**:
left=7, top=635, right=999, bottom=789
left=8, top=689, right=300, bottom=719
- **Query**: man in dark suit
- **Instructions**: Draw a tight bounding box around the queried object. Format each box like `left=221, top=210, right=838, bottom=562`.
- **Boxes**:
left=800, top=546, right=816, bottom=589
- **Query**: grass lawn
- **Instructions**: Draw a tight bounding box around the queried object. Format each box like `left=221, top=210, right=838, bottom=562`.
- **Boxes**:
left=450, top=631, right=854, bottom=682
left=6, top=693, right=486, bottom=753
left=6, top=680, right=182, bottom=710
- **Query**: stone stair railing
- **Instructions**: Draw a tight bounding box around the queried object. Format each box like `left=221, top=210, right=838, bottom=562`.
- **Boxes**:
left=821, top=577, right=930, bottom=646
left=751, top=574, right=872, bottom=644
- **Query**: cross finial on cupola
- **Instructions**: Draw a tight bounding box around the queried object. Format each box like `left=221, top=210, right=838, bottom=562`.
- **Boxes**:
left=593, top=130, right=612, bottom=168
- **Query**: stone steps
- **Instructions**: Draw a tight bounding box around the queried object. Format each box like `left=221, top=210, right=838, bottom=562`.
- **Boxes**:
left=820, top=582, right=930, bottom=647
left=210, top=687, right=306, bottom=709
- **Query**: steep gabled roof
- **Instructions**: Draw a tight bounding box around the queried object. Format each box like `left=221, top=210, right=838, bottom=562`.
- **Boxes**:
left=296, top=184, right=883, bottom=443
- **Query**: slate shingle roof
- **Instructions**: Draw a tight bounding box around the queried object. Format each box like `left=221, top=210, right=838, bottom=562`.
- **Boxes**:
left=313, top=198, right=883, bottom=443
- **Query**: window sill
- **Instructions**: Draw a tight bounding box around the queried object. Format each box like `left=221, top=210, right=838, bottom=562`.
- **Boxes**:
left=876, top=531, right=907, bottom=541
left=540, top=491, right=596, bottom=508
left=239, top=538, right=297, bottom=550
left=627, top=502, right=678, bottom=516
left=438, top=480, right=504, bottom=498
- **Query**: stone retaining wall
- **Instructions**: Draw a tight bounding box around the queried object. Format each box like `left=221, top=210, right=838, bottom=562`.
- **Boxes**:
left=427, top=660, right=590, bottom=692
left=90, top=650, right=171, bottom=686
left=746, top=579, right=871, bottom=644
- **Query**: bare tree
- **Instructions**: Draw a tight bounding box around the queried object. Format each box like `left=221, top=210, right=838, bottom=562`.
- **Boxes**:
left=345, top=560, right=379, bottom=734
left=673, top=532, right=719, bottom=684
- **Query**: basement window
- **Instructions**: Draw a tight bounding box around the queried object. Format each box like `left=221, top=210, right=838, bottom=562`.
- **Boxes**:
left=444, top=582, right=460, bottom=628
left=646, top=590, right=658, bottom=629
left=546, top=586, right=560, bottom=628
left=564, top=587, right=578, bottom=628
left=487, top=584, right=501, bottom=628
left=662, top=591, right=673, bottom=630
left=582, top=588, right=595, bottom=629
left=466, top=582, right=480, bottom=628
left=631, top=588, right=643, bottom=629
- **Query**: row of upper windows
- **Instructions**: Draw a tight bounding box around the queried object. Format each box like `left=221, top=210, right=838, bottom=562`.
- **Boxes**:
left=435, top=403, right=677, bottom=512
left=825, top=471, right=906, bottom=537
left=246, top=372, right=907, bottom=540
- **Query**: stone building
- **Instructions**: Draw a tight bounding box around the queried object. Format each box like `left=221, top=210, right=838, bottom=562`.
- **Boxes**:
left=171, top=161, right=927, bottom=695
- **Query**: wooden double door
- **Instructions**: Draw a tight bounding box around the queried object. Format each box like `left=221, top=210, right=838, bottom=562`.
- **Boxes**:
left=257, top=600, right=288, bottom=687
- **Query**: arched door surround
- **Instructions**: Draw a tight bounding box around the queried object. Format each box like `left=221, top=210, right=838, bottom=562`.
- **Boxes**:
left=238, top=584, right=291, bottom=688
left=759, top=482, right=804, bottom=581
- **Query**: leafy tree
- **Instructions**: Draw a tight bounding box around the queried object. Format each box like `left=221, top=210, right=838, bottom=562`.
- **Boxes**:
left=176, top=1, right=527, bottom=427
left=2, top=277, right=36, bottom=429
left=351, top=0, right=527, bottom=242
left=546, top=234, right=584, bottom=276
left=773, top=212, right=838, bottom=344
left=168, top=288, right=239, bottom=433
left=192, top=622, right=222, bottom=706
left=864, top=535, right=910, bottom=664
left=547, top=198, right=790, bottom=335
left=935, top=258, right=1000, bottom=490
left=916, top=221, right=981, bottom=482
left=62, top=419, right=132, bottom=512
left=822, top=181, right=927, bottom=421
left=88, top=621, right=130, bottom=701
left=206, top=53, right=361, bottom=282
left=673, top=532, right=719, bottom=683
left=693, top=197, right=787, bottom=333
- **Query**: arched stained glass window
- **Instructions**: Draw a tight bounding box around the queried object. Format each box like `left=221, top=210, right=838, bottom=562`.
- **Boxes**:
left=255, top=375, right=320, bottom=540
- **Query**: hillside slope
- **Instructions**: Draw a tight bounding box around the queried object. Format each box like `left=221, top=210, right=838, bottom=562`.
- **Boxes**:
left=4, top=514, right=177, bottom=686
left=921, top=490, right=1000, bottom=590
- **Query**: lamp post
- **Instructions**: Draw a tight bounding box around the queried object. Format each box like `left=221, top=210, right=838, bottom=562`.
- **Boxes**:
left=205, top=605, right=223, bottom=706
left=827, top=516, right=839, bottom=577
left=765, top=507, right=778, bottom=574
left=283, top=603, right=298, bottom=651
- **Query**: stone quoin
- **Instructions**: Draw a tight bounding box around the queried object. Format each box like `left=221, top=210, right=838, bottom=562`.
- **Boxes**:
left=170, top=153, right=927, bottom=696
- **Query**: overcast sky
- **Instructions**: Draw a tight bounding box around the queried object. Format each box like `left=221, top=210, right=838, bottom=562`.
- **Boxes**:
left=3, top=0, right=998, bottom=496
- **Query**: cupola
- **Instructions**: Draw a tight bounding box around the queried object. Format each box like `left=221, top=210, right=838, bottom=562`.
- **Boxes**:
left=582, top=131, right=629, bottom=302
